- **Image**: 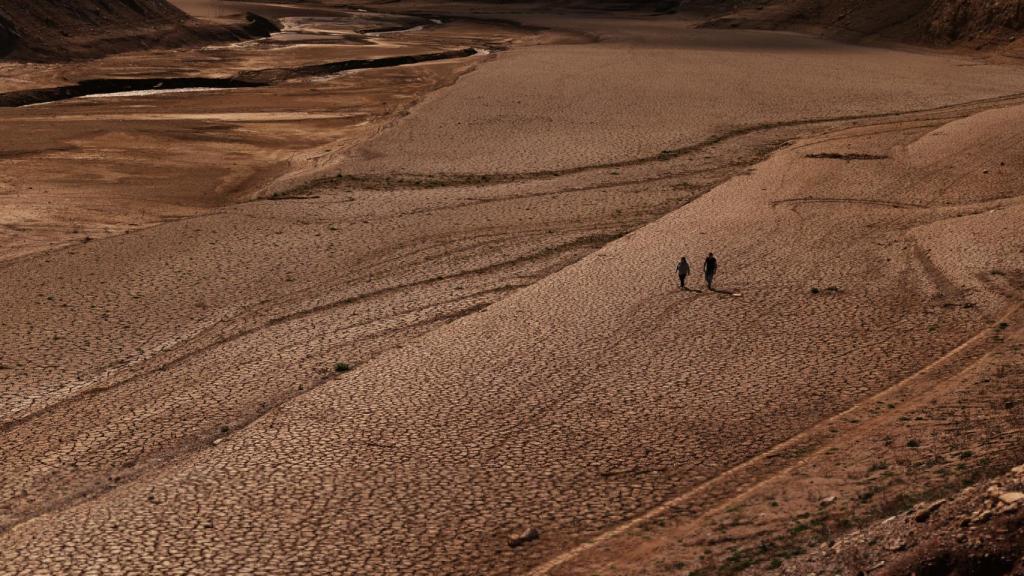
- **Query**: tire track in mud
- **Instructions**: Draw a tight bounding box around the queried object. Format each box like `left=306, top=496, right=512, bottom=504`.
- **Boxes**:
left=0, top=283, right=517, bottom=534
left=0, top=227, right=622, bottom=532
left=1, top=230, right=620, bottom=431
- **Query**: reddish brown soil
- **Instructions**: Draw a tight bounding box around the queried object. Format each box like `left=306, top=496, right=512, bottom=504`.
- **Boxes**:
left=1, top=3, right=1024, bottom=576
left=542, top=105, right=1024, bottom=576
left=0, top=0, right=268, bottom=61
left=700, top=0, right=1024, bottom=50
left=0, top=6, right=529, bottom=260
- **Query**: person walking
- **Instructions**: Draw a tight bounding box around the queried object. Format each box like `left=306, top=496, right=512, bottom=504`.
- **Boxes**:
left=676, top=256, right=690, bottom=290
left=704, top=252, right=718, bottom=290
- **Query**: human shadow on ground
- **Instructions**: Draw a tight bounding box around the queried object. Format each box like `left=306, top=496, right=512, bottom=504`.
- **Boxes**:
left=677, top=286, right=740, bottom=296
left=709, top=286, right=741, bottom=296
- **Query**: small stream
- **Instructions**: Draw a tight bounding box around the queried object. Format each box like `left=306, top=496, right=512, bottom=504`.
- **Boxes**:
left=0, top=78, right=264, bottom=108
left=0, top=3, right=480, bottom=108
left=0, top=47, right=479, bottom=108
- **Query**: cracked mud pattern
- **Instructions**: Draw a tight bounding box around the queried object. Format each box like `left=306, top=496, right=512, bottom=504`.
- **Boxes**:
left=340, top=18, right=1024, bottom=176
left=3, top=15, right=1024, bottom=576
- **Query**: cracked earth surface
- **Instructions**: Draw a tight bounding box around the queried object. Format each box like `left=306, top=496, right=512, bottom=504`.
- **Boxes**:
left=3, top=10, right=1024, bottom=576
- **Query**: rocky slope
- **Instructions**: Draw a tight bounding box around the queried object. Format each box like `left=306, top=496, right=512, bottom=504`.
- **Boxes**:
left=779, top=465, right=1024, bottom=576
left=0, top=0, right=271, bottom=61
left=698, top=0, right=1024, bottom=48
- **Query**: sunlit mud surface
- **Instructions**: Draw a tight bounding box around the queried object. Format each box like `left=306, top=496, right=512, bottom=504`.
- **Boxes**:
left=2, top=2, right=1024, bottom=575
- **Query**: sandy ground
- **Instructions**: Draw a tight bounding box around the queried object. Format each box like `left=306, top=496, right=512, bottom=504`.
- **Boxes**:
left=2, top=3, right=1024, bottom=575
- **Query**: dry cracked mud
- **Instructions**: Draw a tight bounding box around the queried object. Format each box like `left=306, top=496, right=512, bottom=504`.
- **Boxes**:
left=2, top=3, right=1024, bottom=575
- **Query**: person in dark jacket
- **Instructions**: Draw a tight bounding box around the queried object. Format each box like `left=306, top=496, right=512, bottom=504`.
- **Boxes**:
left=704, top=253, right=718, bottom=290
left=676, top=256, right=690, bottom=290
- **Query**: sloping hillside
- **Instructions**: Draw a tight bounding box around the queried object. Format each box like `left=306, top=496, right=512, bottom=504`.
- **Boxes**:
left=0, top=0, right=270, bottom=61
left=699, top=0, right=1024, bottom=48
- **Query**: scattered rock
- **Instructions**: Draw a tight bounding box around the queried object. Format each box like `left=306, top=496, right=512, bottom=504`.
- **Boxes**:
left=915, top=499, right=945, bottom=523
left=508, top=527, right=540, bottom=548
left=819, top=495, right=837, bottom=507
left=885, top=538, right=906, bottom=552
left=997, top=492, right=1024, bottom=505
left=970, top=509, right=993, bottom=525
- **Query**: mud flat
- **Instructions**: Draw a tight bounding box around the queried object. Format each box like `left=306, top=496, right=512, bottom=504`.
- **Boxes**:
left=545, top=104, right=1024, bottom=576
left=339, top=19, right=1024, bottom=175
left=2, top=5, right=1024, bottom=576
left=0, top=7, right=522, bottom=261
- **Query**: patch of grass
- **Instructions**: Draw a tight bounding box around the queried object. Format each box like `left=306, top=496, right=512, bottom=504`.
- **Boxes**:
left=718, top=549, right=760, bottom=575
left=662, top=559, right=687, bottom=571
left=858, top=486, right=879, bottom=503
left=788, top=523, right=810, bottom=536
